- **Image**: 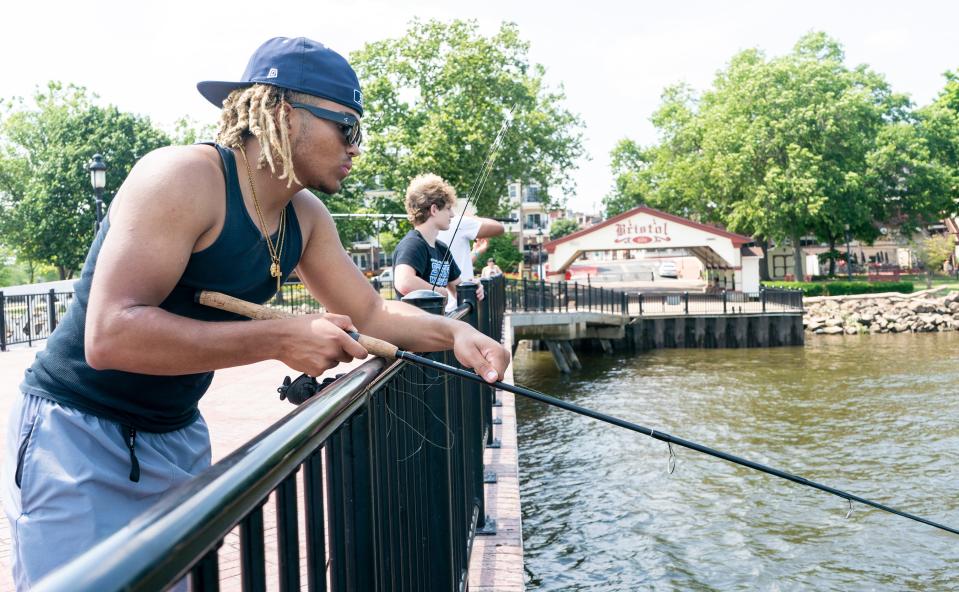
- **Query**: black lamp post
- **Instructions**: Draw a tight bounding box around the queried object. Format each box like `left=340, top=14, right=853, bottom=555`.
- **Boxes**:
left=844, top=223, right=852, bottom=280
left=87, top=154, right=107, bottom=234
left=536, top=227, right=544, bottom=280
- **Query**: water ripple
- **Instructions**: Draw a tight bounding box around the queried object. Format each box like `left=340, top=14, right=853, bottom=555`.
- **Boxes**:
left=516, top=332, right=959, bottom=591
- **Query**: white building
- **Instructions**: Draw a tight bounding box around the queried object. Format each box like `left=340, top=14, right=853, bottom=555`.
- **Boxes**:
left=544, top=205, right=763, bottom=292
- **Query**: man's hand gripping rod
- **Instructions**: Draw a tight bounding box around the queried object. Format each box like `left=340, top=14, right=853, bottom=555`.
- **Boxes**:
left=196, top=290, right=399, bottom=359
left=196, top=290, right=959, bottom=537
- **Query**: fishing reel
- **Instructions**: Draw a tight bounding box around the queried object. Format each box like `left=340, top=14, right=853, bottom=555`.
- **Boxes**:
left=277, top=373, right=344, bottom=405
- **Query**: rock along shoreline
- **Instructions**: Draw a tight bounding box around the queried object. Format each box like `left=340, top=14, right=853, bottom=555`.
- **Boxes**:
left=803, top=289, right=959, bottom=335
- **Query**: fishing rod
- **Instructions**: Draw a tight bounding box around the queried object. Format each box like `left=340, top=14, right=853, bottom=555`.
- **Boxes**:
left=197, top=289, right=959, bottom=537
left=429, top=106, right=516, bottom=293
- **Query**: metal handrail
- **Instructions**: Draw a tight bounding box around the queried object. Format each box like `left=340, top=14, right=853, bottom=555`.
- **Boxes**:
left=35, top=358, right=390, bottom=592
left=34, top=295, right=486, bottom=592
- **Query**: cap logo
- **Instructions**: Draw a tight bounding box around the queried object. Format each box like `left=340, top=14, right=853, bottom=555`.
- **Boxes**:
left=354, top=89, right=363, bottom=106
left=267, top=68, right=279, bottom=79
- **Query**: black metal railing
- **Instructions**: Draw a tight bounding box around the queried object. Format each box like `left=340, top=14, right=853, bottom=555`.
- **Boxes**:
left=35, top=276, right=508, bottom=592
left=0, top=289, right=74, bottom=351
left=504, top=277, right=630, bottom=315
left=496, top=278, right=803, bottom=317
left=628, top=287, right=803, bottom=316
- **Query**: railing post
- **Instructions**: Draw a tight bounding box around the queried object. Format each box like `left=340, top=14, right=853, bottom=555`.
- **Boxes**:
left=761, top=287, right=767, bottom=313
left=400, top=289, right=456, bottom=591
left=47, top=289, right=57, bottom=333
left=0, top=291, right=6, bottom=352
left=458, top=282, right=495, bottom=535
left=522, top=277, right=528, bottom=312
left=722, top=290, right=728, bottom=314
left=26, top=295, right=33, bottom=347
left=683, top=291, right=689, bottom=315
left=639, top=292, right=644, bottom=316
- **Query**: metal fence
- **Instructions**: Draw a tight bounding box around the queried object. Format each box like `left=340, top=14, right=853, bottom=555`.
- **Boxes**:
left=0, top=289, right=75, bottom=350
left=35, top=276, right=507, bottom=592
left=629, top=288, right=803, bottom=316
left=505, top=277, right=629, bottom=314
left=498, top=278, right=803, bottom=317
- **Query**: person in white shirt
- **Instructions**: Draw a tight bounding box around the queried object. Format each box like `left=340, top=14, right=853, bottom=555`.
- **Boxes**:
left=437, top=203, right=505, bottom=311
left=481, top=258, right=503, bottom=278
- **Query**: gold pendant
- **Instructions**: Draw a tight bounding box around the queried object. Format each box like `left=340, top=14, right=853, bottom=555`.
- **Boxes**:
left=270, top=261, right=281, bottom=278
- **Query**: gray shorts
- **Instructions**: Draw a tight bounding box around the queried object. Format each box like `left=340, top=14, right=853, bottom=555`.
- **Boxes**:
left=1, top=392, right=211, bottom=590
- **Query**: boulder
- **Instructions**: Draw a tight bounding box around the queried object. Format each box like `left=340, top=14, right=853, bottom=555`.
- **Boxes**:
left=944, top=291, right=959, bottom=305
left=908, top=300, right=937, bottom=314
left=821, top=326, right=844, bottom=334
left=826, top=317, right=844, bottom=327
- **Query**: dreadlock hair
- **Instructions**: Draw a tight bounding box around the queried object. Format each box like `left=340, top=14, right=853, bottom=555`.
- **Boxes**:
left=215, top=84, right=310, bottom=188
left=405, top=174, right=458, bottom=226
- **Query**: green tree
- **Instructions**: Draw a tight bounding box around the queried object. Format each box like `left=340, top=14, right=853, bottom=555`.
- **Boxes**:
left=912, top=233, right=956, bottom=288
left=345, top=19, right=585, bottom=217
left=0, top=83, right=172, bottom=279
left=605, top=33, right=953, bottom=280
left=549, top=218, right=580, bottom=240
left=485, top=233, right=522, bottom=272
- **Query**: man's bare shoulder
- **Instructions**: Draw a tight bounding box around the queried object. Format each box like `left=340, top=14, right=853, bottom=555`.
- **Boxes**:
left=112, top=145, right=225, bottom=219
left=129, top=145, right=223, bottom=192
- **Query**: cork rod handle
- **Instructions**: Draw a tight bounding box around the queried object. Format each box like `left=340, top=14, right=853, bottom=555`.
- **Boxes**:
left=196, top=290, right=398, bottom=360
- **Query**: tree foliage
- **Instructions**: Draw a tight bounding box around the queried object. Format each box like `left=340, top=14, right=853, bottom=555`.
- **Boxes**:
left=605, top=33, right=958, bottom=279
left=344, top=19, right=585, bottom=218
left=485, top=233, right=523, bottom=272
left=912, top=233, right=956, bottom=288
left=549, top=217, right=580, bottom=240
left=0, top=83, right=172, bottom=279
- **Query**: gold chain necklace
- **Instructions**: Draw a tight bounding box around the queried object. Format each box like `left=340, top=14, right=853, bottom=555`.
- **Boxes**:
left=239, top=146, right=286, bottom=291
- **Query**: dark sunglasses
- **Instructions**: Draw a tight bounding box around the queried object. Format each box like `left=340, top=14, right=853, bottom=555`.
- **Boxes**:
left=290, top=102, right=363, bottom=148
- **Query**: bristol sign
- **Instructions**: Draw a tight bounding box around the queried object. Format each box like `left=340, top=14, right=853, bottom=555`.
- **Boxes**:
left=612, top=219, right=671, bottom=244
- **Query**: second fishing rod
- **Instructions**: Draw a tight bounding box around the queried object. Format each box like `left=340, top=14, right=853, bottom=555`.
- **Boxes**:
left=196, top=288, right=959, bottom=538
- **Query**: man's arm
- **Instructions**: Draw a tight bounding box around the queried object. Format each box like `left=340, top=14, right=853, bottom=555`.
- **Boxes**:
left=476, top=217, right=505, bottom=239
left=394, top=264, right=452, bottom=301
left=84, top=146, right=367, bottom=377
left=294, top=198, right=508, bottom=382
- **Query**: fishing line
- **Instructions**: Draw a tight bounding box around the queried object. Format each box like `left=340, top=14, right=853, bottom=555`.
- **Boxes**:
left=197, top=290, right=959, bottom=537
left=386, top=347, right=959, bottom=537
left=429, top=106, right=516, bottom=293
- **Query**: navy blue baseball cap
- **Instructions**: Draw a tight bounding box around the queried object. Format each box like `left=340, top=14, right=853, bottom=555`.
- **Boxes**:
left=198, top=37, right=363, bottom=116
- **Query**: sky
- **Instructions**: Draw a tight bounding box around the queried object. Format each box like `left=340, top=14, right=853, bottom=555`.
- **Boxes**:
left=2, top=0, right=957, bottom=214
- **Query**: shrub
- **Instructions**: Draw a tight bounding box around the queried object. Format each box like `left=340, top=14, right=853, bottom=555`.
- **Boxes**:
left=762, top=281, right=913, bottom=296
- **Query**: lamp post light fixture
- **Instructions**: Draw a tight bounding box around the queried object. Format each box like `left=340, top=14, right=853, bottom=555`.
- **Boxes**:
left=87, top=154, right=107, bottom=234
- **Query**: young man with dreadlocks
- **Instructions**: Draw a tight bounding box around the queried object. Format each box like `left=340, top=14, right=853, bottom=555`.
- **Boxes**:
left=1, top=37, right=509, bottom=589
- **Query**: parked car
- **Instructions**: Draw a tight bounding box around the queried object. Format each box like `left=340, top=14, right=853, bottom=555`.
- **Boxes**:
left=376, top=268, right=393, bottom=283
left=658, top=261, right=678, bottom=278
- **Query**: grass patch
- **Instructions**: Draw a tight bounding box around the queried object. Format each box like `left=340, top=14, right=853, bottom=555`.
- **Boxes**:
left=763, top=280, right=914, bottom=296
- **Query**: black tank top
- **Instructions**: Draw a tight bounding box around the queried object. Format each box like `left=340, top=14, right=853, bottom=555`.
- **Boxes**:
left=21, top=144, right=303, bottom=432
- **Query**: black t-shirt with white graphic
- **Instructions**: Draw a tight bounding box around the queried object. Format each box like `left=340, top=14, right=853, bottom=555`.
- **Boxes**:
left=392, top=229, right=461, bottom=297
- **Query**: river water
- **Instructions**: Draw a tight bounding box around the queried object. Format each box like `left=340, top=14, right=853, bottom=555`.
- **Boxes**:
left=514, top=332, right=959, bottom=591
